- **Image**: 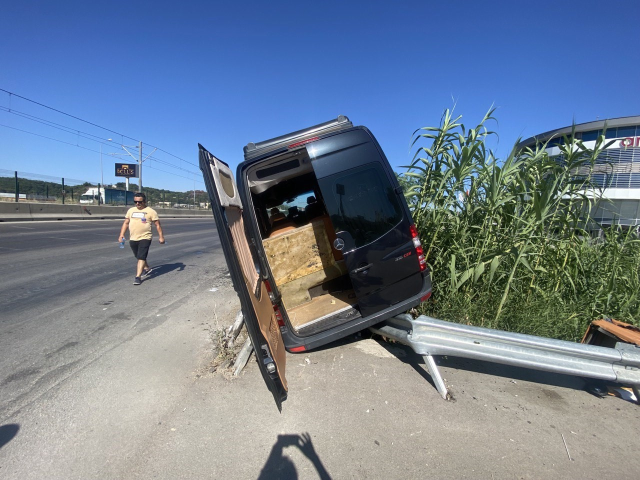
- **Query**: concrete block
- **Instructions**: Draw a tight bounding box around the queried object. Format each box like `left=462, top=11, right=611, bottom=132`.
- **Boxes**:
left=29, top=203, right=84, bottom=220
left=0, top=202, right=33, bottom=221
left=0, top=202, right=212, bottom=222
left=81, top=205, right=128, bottom=219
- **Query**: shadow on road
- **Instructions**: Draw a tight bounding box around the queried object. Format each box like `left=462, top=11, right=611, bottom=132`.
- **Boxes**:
left=0, top=424, right=20, bottom=450
left=257, top=433, right=331, bottom=480
left=150, top=263, right=186, bottom=277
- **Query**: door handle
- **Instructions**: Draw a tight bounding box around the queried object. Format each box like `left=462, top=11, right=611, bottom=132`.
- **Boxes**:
left=351, top=263, right=373, bottom=274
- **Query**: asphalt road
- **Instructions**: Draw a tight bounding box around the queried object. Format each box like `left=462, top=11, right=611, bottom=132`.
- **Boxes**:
left=0, top=217, right=243, bottom=478
left=1, top=218, right=640, bottom=479
left=0, top=217, right=229, bottom=417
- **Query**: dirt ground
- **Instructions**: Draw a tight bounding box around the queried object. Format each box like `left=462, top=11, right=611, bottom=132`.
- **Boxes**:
left=165, top=315, right=640, bottom=479
left=2, top=253, right=638, bottom=479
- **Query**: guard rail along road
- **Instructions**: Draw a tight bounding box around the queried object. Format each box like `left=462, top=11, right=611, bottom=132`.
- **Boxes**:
left=370, top=314, right=640, bottom=404
left=0, top=202, right=212, bottom=222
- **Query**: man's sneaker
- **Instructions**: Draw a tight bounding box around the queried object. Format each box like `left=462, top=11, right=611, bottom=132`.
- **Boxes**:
left=142, top=267, right=153, bottom=278
left=133, top=277, right=142, bottom=285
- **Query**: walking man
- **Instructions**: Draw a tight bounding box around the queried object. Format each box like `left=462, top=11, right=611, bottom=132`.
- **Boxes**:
left=118, top=192, right=165, bottom=285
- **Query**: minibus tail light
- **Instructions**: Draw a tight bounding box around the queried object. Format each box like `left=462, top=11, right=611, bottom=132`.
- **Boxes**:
left=410, top=224, right=427, bottom=272
left=288, top=136, right=319, bottom=149
left=265, top=279, right=286, bottom=327
left=264, top=279, right=276, bottom=302
left=273, top=305, right=285, bottom=327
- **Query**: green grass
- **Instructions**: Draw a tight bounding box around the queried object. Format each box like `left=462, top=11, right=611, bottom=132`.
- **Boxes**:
left=402, top=108, right=640, bottom=341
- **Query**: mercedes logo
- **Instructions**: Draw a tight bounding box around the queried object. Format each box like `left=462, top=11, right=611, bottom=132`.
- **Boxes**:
left=333, top=238, right=345, bottom=251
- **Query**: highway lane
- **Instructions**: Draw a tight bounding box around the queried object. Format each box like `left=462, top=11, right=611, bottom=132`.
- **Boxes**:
left=0, top=217, right=230, bottom=423
left=0, top=218, right=220, bottom=317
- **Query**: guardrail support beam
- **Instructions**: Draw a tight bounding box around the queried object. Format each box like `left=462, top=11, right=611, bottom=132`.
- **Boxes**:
left=423, top=355, right=450, bottom=400
left=371, top=314, right=640, bottom=405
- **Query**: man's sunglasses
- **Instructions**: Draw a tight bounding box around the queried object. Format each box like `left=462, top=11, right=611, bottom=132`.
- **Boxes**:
left=134, top=200, right=145, bottom=204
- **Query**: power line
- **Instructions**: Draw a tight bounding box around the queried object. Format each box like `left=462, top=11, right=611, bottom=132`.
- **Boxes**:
left=0, top=88, right=199, bottom=169
left=1, top=106, right=120, bottom=150
left=145, top=164, right=206, bottom=183
left=0, top=123, right=101, bottom=153
left=0, top=103, right=203, bottom=177
left=0, top=101, right=200, bottom=169
left=0, top=88, right=134, bottom=142
left=0, top=123, right=205, bottom=184
left=147, top=155, right=200, bottom=175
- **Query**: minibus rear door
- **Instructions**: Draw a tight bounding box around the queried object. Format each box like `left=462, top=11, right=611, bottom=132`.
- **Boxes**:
left=307, top=130, right=423, bottom=317
left=199, top=144, right=288, bottom=410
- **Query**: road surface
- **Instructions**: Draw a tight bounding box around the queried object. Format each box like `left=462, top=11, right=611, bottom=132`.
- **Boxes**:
left=1, top=218, right=639, bottom=479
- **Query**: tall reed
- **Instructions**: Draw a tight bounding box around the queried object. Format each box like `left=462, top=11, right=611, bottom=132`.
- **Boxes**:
left=402, top=109, right=640, bottom=340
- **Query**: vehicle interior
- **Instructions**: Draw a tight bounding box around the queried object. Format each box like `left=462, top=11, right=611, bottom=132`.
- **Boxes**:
left=246, top=149, right=360, bottom=335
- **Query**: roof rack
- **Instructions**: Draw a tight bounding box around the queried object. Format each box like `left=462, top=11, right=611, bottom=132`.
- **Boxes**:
left=243, top=115, right=352, bottom=161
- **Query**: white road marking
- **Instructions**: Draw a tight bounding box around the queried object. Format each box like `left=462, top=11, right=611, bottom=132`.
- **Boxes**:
left=46, top=237, right=78, bottom=241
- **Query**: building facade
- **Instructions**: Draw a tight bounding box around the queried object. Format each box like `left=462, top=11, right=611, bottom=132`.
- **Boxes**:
left=519, top=116, right=640, bottom=228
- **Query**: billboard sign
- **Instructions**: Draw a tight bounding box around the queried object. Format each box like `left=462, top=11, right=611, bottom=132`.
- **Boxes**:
left=115, top=163, right=138, bottom=177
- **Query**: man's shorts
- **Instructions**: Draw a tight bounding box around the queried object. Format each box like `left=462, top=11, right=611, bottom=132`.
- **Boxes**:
left=129, top=239, right=152, bottom=260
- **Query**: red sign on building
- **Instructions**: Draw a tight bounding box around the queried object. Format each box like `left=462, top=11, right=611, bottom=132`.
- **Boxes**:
left=620, top=137, right=640, bottom=147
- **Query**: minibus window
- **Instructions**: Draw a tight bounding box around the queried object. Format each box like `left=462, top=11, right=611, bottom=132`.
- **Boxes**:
left=321, top=162, right=402, bottom=248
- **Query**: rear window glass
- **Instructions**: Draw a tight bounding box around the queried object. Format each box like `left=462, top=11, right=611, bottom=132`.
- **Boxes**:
left=268, top=190, right=315, bottom=222
left=256, top=159, right=300, bottom=179
left=320, top=162, right=402, bottom=248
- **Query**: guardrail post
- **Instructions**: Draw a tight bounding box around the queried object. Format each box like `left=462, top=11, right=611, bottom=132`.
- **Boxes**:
left=15, top=171, right=18, bottom=203
left=423, top=355, right=450, bottom=400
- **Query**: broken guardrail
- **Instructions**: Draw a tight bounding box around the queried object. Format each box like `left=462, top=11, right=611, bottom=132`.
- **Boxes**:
left=370, top=314, right=640, bottom=403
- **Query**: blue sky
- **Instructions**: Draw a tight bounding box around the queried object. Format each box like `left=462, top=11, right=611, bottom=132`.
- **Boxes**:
left=1, top=0, right=639, bottom=192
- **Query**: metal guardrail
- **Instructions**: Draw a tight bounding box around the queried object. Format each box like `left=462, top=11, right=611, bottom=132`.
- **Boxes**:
left=370, top=314, right=640, bottom=403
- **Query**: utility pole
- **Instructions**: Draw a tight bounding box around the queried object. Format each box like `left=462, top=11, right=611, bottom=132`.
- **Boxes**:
left=100, top=139, right=111, bottom=192
left=100, top=144, right=104, bottom=189
left=138, top=141, right=143, bottom=192
left=117, top=141, right=155, bottom=194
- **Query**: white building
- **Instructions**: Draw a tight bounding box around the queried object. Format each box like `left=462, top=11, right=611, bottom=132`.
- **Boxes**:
left=519, top=116, right=640, bottom=228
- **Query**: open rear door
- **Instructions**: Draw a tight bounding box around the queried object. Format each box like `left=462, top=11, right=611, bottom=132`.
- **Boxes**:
left=199, top=144, right=288, bottom=410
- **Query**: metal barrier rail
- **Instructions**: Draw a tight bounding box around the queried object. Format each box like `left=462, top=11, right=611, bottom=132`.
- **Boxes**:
left=370, top=314, right=640, bottom=403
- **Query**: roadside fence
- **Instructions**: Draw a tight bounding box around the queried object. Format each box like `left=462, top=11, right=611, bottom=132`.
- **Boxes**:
left=0, top=169, right=210, bottom=209
left=0, top=169, right=91, bottom=204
